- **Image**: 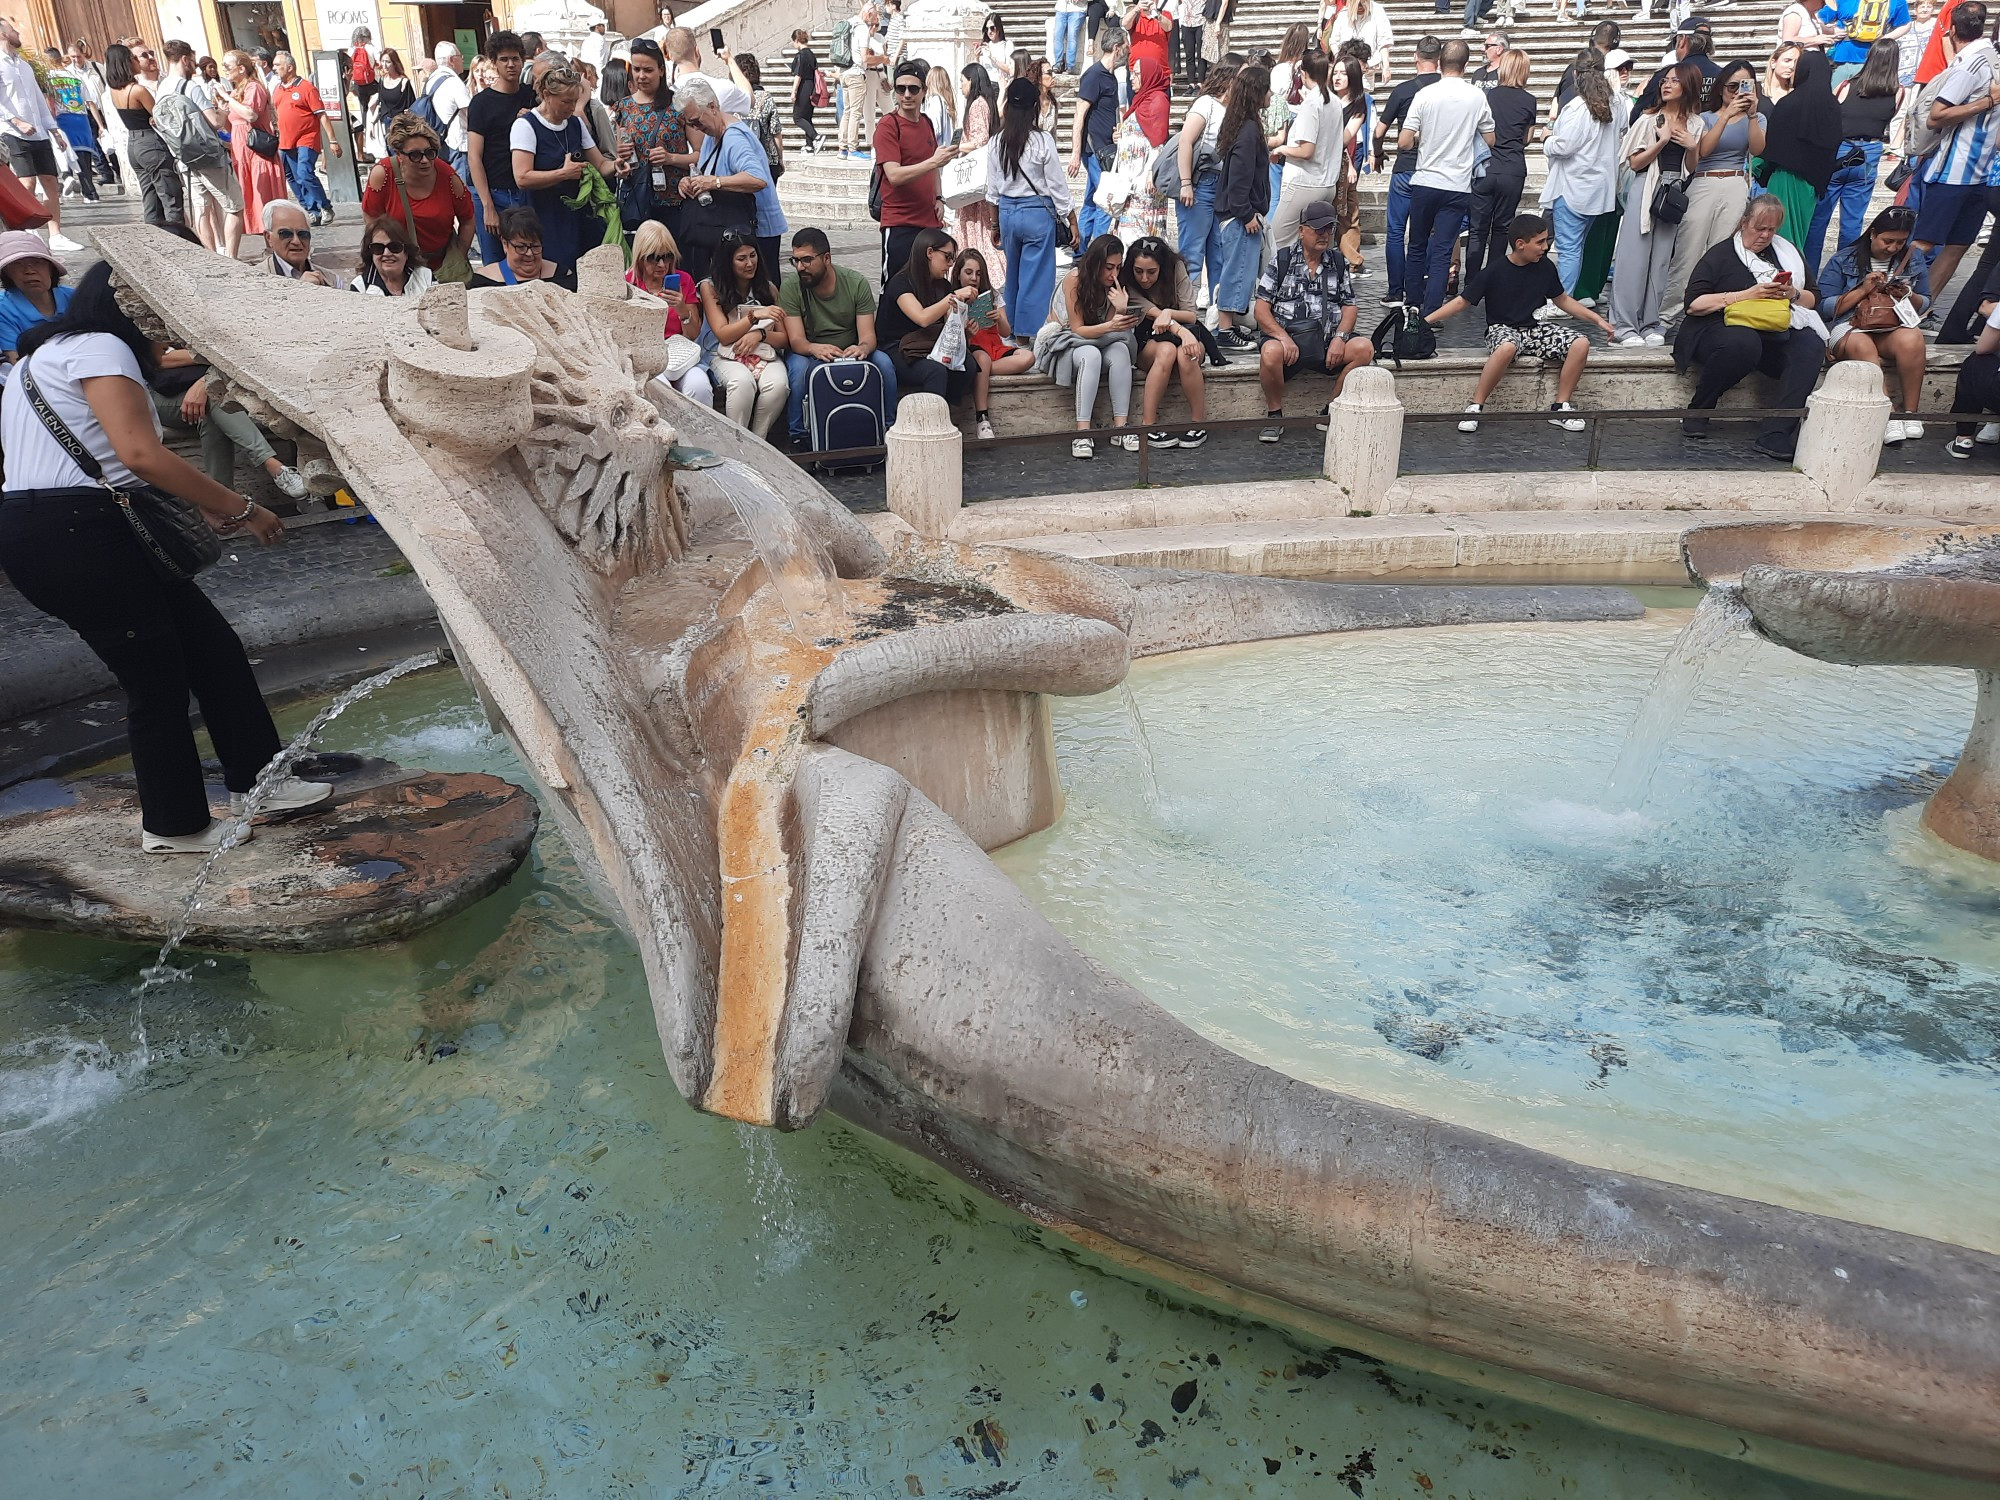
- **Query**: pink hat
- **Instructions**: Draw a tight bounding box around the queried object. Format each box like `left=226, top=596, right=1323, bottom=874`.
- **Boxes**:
left=0, top=229, right=65, bottom=280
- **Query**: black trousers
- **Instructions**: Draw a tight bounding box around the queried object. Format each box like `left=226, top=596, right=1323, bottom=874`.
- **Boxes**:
left=1464, top=168, right=1524, bottom=285
left=1683, top=322, right=1826, bottom=442
left=792, top=97, right=818, bottom=151
left=888, top=347, right=971, bottom=407
left=1952, top=350, right=2000, bottom=435
left=881, top=223, right=924, bottom=286
left=0, top=491, right=280, bottom=835
left=126, top=128, right=185, bottom=229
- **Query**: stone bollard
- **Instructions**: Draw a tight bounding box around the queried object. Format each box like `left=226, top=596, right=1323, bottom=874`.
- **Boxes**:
left=1324, top=364, right=1404, bottom=511
left=1795, top=358, right=1892, bottom=509
left=886, top=393, right=963, bottom=538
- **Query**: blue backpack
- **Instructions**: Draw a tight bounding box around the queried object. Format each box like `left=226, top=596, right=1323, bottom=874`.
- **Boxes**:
left=410, top=73, right=451, bottom=138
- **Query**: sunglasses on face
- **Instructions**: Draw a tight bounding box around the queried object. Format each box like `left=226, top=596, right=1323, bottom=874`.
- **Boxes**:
left=273, top=227, right=311, bottom=241
left=369, top=241, right=408, bottom=256
left=641, top=251, right=673, bottom=263
left=401, top=147, right=437, bottom=162
left=894, top=83, right=923, bottom=94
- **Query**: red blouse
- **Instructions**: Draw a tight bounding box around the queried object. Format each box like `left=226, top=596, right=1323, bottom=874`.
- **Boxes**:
left=362, top=161, right=471, bottom=268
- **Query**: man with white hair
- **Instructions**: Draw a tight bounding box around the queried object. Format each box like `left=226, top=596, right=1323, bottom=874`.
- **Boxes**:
left=424, top=40, right=472, bottom=181
left=0, top=19, right=82, bottom=253
left=271, top=51, right=339, bottom=226
left=262, top=201, right=330, bottom=285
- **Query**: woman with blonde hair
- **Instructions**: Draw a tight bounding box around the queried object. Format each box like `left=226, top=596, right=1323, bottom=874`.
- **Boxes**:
left=699, top=227, right=791, bottom=437
left=1765, top=41, right=1803, bottom=107
left=222, top=48, right=287, bottom=239
left=626, top=217, right=713, bottom=408
left=361, top=111, right=475, bottom=276
left=510, top=60, right=622, bottom=274
left=1326, top=0, right=1392, bottom=87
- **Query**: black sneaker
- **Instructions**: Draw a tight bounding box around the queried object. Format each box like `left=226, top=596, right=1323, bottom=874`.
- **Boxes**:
left=1147, top=429, right=1179, bottom=448
left=1214, top=329, right=1250, bottom=350
left=1179, top=428, right=1208, bottom=448
left=1315, top=402, right=1334, bottom=431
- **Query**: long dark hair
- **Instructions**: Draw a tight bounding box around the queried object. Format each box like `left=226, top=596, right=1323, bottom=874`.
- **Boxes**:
left=104, top=42, right=139, bottom=90
left=1200, top=57, right=1241, bottom=100
left=1295, top=49, right=1332, bottom=106
left=1120, top=234, right=1184, bottom=310
left=1659, top=60, right=1705, bottom=120
left=906, top=226, right=957, bottom=304
left=1215, top=63, right=1272, bottom=166
left=599, top=56, right=631, bottom=106
left=712, top=228, right=776, bottom=315
left=1072, top=233, right=1124, bottom=325
left=950, top=247, right=993, bottom=296
left=1705, top=59, right=1756, bottom=113
left=997, top=76, right=1040, bottom=179
left=1336, top=57, right=1367, bottom=121
left=960, top=60, right=998, bottom=133
left=1851, top=38, right=1901, bottom=99
left=1851, top=204, right=1917, bottom=275
left=1569, top=49, right=1612, bottom=123
left=18, top=260, right=157, bottom=375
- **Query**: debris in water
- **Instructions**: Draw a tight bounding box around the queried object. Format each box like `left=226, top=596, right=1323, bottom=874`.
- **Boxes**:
left=1069, top=1290, right=1088, bottom=1308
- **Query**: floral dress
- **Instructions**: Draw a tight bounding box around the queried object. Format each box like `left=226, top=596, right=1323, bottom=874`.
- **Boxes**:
left=954, top=95, right=1001, bottom=287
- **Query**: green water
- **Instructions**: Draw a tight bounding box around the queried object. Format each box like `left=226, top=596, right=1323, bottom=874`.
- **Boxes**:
left=0, top=672, right=1865, bottom=1498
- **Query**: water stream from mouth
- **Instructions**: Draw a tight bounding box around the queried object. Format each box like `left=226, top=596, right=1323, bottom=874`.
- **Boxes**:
left=711, top=460, right=847, bottom=640
left=1603, top=584, right=1756, bottom=807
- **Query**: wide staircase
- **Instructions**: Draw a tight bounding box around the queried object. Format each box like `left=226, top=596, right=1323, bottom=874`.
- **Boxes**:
left=774, top=0, right=1797, bottom=226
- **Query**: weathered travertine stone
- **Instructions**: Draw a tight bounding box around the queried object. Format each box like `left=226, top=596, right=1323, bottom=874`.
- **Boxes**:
left=886, top=392, right=964, bottom=537
left=1795, top=358, right=1893, bottom=507
left=1324, top=363, right=1402, bottom=508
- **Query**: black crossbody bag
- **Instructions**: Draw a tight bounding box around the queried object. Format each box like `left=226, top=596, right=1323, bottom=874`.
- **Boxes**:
left=19, top=359, right=222, bottom=582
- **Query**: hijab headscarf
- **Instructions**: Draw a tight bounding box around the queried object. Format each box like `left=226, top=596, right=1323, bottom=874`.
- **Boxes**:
left=1762, top=48, right=1843, bottom=192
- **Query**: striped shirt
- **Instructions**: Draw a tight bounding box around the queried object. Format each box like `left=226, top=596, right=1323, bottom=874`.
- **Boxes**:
left=1924, top=38, right=1999, bottom=186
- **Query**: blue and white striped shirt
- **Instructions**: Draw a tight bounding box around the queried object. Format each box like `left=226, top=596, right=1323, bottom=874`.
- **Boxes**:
left=1925, top=39, right=2000, bottom=186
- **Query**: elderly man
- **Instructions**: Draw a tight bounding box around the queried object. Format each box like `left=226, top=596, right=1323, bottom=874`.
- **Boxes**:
left=1253, top=199, right=1374, bottom=442
left=677, top=74, right=785, bottom=282
left=424, top=40, right=473, bottom=182
left=264, top=201, right=330, bottom=285
left=271, top=52, right=339, bottom=227
left=0, top=20, right=82, bottom=253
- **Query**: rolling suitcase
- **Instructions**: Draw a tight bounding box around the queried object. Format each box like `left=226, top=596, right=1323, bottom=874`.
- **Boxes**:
left=804, top=358, right=887, bottom=474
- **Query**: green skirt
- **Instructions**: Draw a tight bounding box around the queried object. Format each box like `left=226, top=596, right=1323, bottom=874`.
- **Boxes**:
left=1762, top=168, right=1820, bottom=254
left=1573, top=208, right=1621, bottom=302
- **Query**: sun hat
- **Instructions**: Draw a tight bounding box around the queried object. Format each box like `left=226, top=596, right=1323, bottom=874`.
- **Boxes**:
left=0, top=230, right=64, bottom=281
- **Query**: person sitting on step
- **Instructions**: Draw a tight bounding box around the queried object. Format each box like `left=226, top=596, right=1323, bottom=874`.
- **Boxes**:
left=1424, top=211, right=1614, bottom=432
left=1251, top=198, right=1373, bottom=443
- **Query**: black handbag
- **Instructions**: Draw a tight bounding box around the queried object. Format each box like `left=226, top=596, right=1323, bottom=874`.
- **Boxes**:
left=247, top=125, right=279, bottom=159
left=1651, top=173, right=1690, bottom=225
left=19, top=361, right=222, bottom=582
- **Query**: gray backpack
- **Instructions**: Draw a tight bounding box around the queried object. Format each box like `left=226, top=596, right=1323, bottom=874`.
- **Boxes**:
left=153, top=90, right=226, bottom=169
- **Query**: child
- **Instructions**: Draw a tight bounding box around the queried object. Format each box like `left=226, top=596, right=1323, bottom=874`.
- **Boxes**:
left=953, top=247, right=1034, bottom=438
left=1424, top=212, right=1614, bottom=432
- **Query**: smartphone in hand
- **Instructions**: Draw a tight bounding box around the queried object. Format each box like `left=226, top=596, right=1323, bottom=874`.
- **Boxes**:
left=709, top=27, right=726, bottom=54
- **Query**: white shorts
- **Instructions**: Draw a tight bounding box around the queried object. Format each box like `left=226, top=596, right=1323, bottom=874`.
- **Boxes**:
left=184, top=160, right=243, bottom=218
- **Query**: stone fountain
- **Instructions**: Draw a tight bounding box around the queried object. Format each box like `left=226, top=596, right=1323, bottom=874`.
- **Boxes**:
left=88, top=228, right=2000, bottom=1497
left=1685, top=520, right=2000, bottom=863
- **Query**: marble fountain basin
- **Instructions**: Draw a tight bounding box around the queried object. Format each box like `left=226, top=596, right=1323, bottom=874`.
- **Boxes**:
left=89, top=228, right=1999, bottom=1497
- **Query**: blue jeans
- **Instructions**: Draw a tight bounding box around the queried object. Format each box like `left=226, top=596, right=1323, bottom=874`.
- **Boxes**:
left=1054, top=10, right=1084, bottom=70
left=1214, top=215, right=1262, bottom=315
left=1404, top=183, right=1469, bottom=315
left=1000, top=193, right=1061, bottom=337
left=281, top=145, right=331, bottom=216
left=1176, top=171, right=1226, bottom=297
left=476, top=185, right=530, bottom=264
left=1551, top=196, right=1592, bottom=294
left=784, top=350, right=898, bottom=444
left=1078, top=151, right=1108, bottom=245
left=1804, top=139, right=1883, bottom=279
left=1385, top=170, right=1414, bottom=301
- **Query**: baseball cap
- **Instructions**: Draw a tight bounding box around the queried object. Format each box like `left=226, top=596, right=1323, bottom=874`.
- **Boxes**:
left=1300, top=199, right=1339, bottom=232
left=1605, top=47, right=1634, bottom=69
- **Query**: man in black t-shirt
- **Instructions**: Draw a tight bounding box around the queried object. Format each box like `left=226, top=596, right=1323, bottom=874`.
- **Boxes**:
left=1071, top=26, right=1126, bottom=246
left=1422, top=212, right=1613, bottom=431
left=1376, top=35, right=1442, bottom=309
left=466, top=30, right=533, bottom=265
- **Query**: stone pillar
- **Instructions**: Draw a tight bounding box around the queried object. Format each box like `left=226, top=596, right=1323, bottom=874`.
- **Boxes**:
left=1796, top=359, right=1891, bottom=510
left=886, top=392, right=963, bottom=537
left=1324, top=364, right=1403, bottom=511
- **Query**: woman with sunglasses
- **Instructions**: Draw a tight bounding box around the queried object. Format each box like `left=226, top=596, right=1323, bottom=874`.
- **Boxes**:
left=469, top=206, right=576, bottom=289
left=362, top=113, right=475, bottom=276
left=1819, top=204, right=1930, bottom=441
left=700, top=228, right=791, bottom=438
left=223, top=49, right=288, bottom=243
left=350, top=215, right=434, bottom=297
left=627, top=219, right=713, bottom=409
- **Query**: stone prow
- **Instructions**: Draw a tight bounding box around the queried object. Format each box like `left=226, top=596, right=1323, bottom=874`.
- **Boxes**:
left=836, top=784, right=2000, bottom=1490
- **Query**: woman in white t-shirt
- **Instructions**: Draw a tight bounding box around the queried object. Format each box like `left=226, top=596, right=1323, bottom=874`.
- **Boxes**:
left=1268, top=53, right=1341, bottom=257
left=0, top=263, right=329, bottom=853
left=1173, top=61, right=1240, bottom=302
left=1326, top=0, right=1394, bottom=87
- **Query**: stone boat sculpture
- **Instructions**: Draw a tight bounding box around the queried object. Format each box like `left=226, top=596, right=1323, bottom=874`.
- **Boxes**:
left=95, top=229, right=2000, bottom=1497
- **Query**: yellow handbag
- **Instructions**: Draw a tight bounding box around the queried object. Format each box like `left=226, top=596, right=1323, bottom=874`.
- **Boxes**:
left=1724, top=294, right=1792, bottom=332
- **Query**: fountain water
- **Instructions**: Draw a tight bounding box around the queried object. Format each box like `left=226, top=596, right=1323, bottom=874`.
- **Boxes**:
left=710, top=461, right=847, bottom=640
left=1114, top=681, right=1162, bottom=814
left=132, top=651, right=444, bottom=1059
left=1604, top=584, right=1756, bottom=807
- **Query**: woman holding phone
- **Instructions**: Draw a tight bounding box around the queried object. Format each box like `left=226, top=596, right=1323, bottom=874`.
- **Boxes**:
left=626, top=218, right=713, bottom=409
left=1669, top=61, right=1769, bottom=324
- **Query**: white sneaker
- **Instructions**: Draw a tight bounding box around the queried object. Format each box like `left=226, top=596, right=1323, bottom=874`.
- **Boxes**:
left=1532, top=301, right=1566, bottom=322
left=1459, top=402, right=1483, bottom=433
left=48, top=232, right=86, bottom=254
left=271, top=465, right=308, bottom=499
left=1071, top=436, right=1094, bottom=459
left=1882, top=419, right=1908, bottom=444
left=1617, top=334, right=1645, bottom=347
left=143, top=821, right=249, bottom=854
left=1978, top=422, right=2000, bottom=444
left=975, top=417, right=996, bottom=440
left=1112, top=431, right=1139, bottom=452
left=1549, top=401, right=1587, bottom=433
left=230, top=776, right=333, bottom=817
left=1643, top=331, right=1667, bottom=346
left=1902, top=419, right=1924, bottom=440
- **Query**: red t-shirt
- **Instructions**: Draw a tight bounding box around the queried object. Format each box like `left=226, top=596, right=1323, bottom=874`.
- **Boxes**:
left=363, top=161, right=472, bottom=267
left=272, top=78, right=327, bottom=150
left=1917, top=0, right=1973, bottom=85
left=872, top=110, right=941, bottom=229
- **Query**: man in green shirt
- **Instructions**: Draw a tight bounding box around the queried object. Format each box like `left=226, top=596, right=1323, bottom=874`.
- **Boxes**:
left=779, top=226, right=898, bottom=445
